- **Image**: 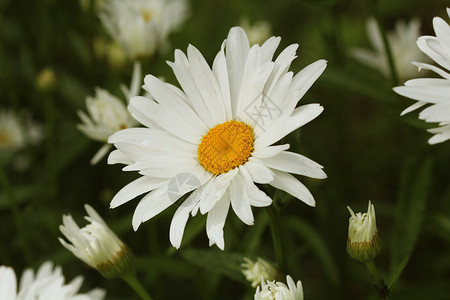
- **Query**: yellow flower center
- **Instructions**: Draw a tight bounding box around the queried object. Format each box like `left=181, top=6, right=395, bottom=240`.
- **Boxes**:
left=197, top=120, right=254, bottom=175
left=141, top=10, right=153, bottom=23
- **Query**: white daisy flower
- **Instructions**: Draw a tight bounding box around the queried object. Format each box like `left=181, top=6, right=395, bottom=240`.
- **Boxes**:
left=240, top=17, right=272, bottom=46
left=255, top=275, right=303, bottom=300
left=108, top=26, right=327, bottom=250
left=347, top=201, right=382, bottom=263
left=242, top=257, right=277, bottom=288
left=394, top=8, right=450, bottom=144
left=0, top=262, right=105, bottom=300
left=351, top=18, right=428, bottom=81
left=100, top=0, right=189, bottom=60
left=0, top=110, right=26, bottom=154
left=59, top=204, right=133, bottom=278
left=77, top=62, right=141, bottom=164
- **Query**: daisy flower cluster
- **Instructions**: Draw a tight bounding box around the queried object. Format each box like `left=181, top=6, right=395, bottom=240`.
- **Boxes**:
left=3, top=0, right=450, bottom=299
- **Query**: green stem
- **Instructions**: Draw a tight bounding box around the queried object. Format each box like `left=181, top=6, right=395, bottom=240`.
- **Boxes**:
left=371, top=1, right=399, bottom=85
left=364, top=260, right=389, bottom=299
left=122, top=271, right=154, bottom=300
left=267, top=205, right=287, bottom=275
left=0, top=164, right=32, bottom=265
left=44, top=94, right=57, bottom=200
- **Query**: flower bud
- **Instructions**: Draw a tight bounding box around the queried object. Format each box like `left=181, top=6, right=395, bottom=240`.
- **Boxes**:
left=59, top=204, right=134, bottom=279
left=241, top=257, right=277, bottom=288
left=347, top=201, right=382, bottom=263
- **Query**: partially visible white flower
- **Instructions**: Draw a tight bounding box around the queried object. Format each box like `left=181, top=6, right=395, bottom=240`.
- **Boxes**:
left=77, top=62, right=141, bottom=164
left=347, top=201, right=382, bottom=263
left=0, top=262, right=105, bottom=300
left=255, top=275, right=303, bottom=300
left=351, top=18, right=428, bottom=81
left=59, top=204, right=133, bottom=278
left=0, top=110, right=25, bottom=154
left=242, top=257, right=277, bottom=288
left=240, top=17, right=272, bottom=46
left=394, top=8, right=450, bottom=144
left=100, top=0, right=189, bottom=59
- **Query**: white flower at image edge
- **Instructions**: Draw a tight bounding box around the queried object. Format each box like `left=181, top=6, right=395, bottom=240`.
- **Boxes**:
left=350, top=18, right=428, bottom=81
left=108, top=26, right=327, bottom=250
left=77, top=63, right=141, bottom=164
left=255, top=275, right=304, bottom=300
left=0, top=262, right=105, bottom=300
left=394, top=8, right=450, bottom=144
left=100, top=0, right=188, bottom=59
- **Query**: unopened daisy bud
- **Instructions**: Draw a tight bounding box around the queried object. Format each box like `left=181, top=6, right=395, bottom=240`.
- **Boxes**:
left=36, top=67, right=56, bottom=92
left=255, top=275, right=304, bottom=300
left=347, top=201, right=382, bottom=263
left=242, top=257, right=277, bottom=288
left=59, top=204, right=134, bottom=279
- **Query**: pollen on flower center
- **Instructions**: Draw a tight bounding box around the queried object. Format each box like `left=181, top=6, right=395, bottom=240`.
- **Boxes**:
left=197, top=120, right=254, bottom=175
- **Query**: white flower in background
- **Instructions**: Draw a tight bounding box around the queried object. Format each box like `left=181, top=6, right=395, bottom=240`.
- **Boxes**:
left=100, top=0, right=189, bottom=60
left=240, top=17, right=272, bottom=46
left=255, top=275, right=303, bottom=300
left=108, top=26, right=327, bottom=250
left=394, top=8, right=450, bottom=144
left=0, top=110, right=25, bottom=154
left=77, top=62, right=141, bottom=164
left=0, top=262, right=105, bottom=300
left=347, top=201, right=382, bottom=263
left=242, top=257, right=277, bottom=288
left=59, top=204, right=133, bottom=278
left=351, top=18, right=428, bottom=81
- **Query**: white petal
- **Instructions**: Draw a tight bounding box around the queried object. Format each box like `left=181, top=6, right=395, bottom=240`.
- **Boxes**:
left=212, top=44, right=233, bottom=120
left=90, top=144, right=112, bottom=165
left=394, top=85, right=450, bottom=103
left=264, top=43, right=298, bottom=95
left=132, top=184, right=174, bottom=230
left=226, top=27, right=250, bottom=116
left=199, top=168, right=238, bottom=214
left=417, top=35, right=450, bottom=71
left=252, top=144, right=289, bottom=158
left=244, top=157, right=275, bottom=184
left=400, top=101, right=428, bottom=116
left=412, top=62, right=450, bottom=80
left=168, top=49, right=215, bottom=127
left=206, top=193, right=230, bottom=250
left=260, top=36, right=281, bottom=63
left=108, top=149, right=134, bottom=165
left=283, top=60, right=327, bottom=116
left=261, top=151, right=327, bottom=179
left=187, top=45, right=228, bottom=124
left=255, top=104, right=324, bottom=148
left=239, top=165, right=272, bottom=207
left=169, top=189, right=202, bottom=249
left=0, top=266, right=17, bottom=300
left=269, top=170, right=316, bottom=206
left=110, top=176, right=167, bottom=208
left=143, top=74, right=207, bottom=132
left=229, top=173, right=254, bottom=225
left=129, top=96, right=202, bottom=143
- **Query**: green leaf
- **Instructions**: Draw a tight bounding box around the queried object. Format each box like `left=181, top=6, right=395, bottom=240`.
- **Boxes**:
left=391, top=157, right=433, bottom=269
left=285, top=217, right=339, bottom=285
left=388, top=252, right=410, bottom=290
left=181, top=249, right=247, bottom=283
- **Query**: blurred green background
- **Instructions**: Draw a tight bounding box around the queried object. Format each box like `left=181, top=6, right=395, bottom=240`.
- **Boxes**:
left=1, top=0, right=449, bottom=299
